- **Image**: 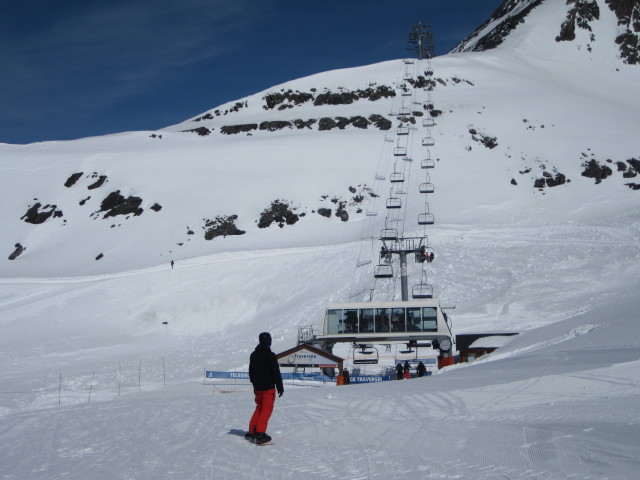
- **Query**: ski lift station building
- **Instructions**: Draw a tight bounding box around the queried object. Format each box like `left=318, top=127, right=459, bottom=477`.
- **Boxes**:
left=306, top=299, right=454, bottom=357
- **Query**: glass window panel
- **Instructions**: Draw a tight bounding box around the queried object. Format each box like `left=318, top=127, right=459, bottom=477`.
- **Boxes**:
left=422, top=307, right=437, bottom=331
left=360, top=308, right=374, bottom=333
left=375, top=308, right=391, bottom=333
left=326, top=309, right=344, bottom=334
left=344, top=309, right=359, bottom=333
left=391, top=308, right=405, bottom=332
left=407, top=307, right=421, bottom=332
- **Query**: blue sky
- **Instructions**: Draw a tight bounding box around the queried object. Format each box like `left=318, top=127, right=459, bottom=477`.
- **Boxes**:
left=1, top=0, right=500, bottom=144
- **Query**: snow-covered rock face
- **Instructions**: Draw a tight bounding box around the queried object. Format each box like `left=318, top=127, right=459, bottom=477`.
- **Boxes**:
left=453, top=0, right=640, bottom=64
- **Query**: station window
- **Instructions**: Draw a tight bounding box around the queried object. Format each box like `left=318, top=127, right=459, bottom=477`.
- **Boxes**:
left=360, top=308, right=374, bottom=333
left=391, top=308, right=405, bottom=332
left=375, top=308, right=391, bottom=333
left=344, top=309, right=359, bottom=333
left=422, top=307, right=437, bottom=331
left=326, top=309, right=343, bottom=334
left=407, top=307, right=421, bottom=331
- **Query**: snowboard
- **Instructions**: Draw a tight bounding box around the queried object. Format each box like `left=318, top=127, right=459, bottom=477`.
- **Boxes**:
left=227, top=429, right=274, bottom=446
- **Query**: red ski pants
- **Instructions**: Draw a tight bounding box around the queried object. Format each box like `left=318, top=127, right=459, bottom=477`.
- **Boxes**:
left=249, top=388, right=276, bottom=434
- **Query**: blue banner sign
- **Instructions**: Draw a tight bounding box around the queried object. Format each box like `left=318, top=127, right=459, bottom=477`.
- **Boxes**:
left=205, top=371, right=334, bottom=382
left=350, top=375, right=393, bottom=383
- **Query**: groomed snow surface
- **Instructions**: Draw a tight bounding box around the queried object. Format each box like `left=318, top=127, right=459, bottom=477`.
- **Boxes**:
left=1, top=218, right=639, bottom=479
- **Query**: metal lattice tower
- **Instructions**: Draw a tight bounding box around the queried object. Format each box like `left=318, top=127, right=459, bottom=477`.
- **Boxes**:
left=408, top=21, right=436, bottom=60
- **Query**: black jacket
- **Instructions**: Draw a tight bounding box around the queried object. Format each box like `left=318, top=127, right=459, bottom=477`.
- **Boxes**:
left=249, top=344, right=284, bottom=393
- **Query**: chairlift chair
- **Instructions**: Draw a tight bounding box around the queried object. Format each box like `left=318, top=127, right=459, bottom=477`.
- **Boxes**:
left=374, top=264, right=393, bottom=278
left=412, top=283, right=434, bottom=299
left=386, top=197, right=402, bottom=209
left=422, top=137, right=435, bottom=147
left=418, top=212, right=435, bottom=225
left=380, top=228, right=399, bottom=241
left=404, top=58, right=414, bottom=64
left=425, top=69, right=434, bottom=76
left=390, top=172, right=405, bottom=183
left=421, top=158, right=435, bottom=169
left=394, top=146, right=408, bottom=156
left=423, top=117, right=435, bottom=128
left=419, top=183, right=435, bottom=194
left=397, top=125, right=409, bottom=135
left=398, top=106, right=411, bottom=116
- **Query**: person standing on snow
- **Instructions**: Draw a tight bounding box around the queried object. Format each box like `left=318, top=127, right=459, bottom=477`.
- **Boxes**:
left=417, top=361, right=427, bottom=377
left=247, top=332, right=284, bottom=444
left=396, top=362, right=404, bottom=380
left=403, top=360, right=411, bottom=379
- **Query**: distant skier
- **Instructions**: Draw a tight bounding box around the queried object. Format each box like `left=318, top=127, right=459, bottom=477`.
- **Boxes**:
left=396, top=362, right=404, bottom=380
left=170, top=260, right=174, bottom=269
left=403, top=360, right=411, bottom=379
left=417, top=361, right=427, bottom=378
left=247, top=332, right=284, bottom=445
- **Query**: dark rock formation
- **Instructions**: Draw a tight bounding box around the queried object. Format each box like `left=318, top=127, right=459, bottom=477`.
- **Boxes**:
left=88, top=175, right=108, bottom=190
left=193, top=113, right=214, bottom=121
left=369, top=114, right=392, bottom=130
left=220, top=124, right=258, bottom=135
left=556, top=0, right=600, bottom=42
left=581, top=159, right=613, bottom=183
left=452, top=0, right=546, bottom=52
left=8, top=243, right=25, bottom=260
left=64, top=172, right=83, bottom=188
left=625, top=183, right=640, bottom=190
left=203, top=215, right=246, bottom=240
left=259, top=121, right=292, bottom=132
left=21, top=202, right=63, bottom=224
left=470, top=129, right=498, bottom=149
left=607, top=0, right=640, bottom=64
left=95, top=253, right=104, bottom=260
left=98, top=191, right=143, bottom=218
left=263, top=90, right=314, bottom=110
left=293, top=119, right=316, bottom=129
left=258, top=200, right=299, bottom=228
left=318, top=117, right=338, bottom=131
left=627, top=158, right=640, bottom=171
left=335, top=202, right=349, bottom=222
left=183, top=127, right=212, bottom=136
left=317, top=208, right=332, bottom=218
left=150, top=203, right=162, bottom=212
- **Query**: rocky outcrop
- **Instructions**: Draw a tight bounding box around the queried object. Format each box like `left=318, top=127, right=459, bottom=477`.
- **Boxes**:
left=203, top=215, right=246, bottom=240
left=21, top=202, right=63, bottom=224
left=469, top=129, right=498, bottom=149
left=183, top=127, right=212, bottom=136
left=607, top=0, right=640, bottom=64
left=581, top=159, right=613, bottom=183
left=64, top=172, right=83, bottom=188
left=87, top=174, right=108, bottom=190
left=220, top=124, right=258, bottom=135
left=258, top=200, right=300, bottom=228
left=452, top=0, right=546, bottom=52
left=556, top=0, right=600, bottom=42
left=98, top=191, right=144, bottom=218
left=8, top=243, right=25, bottom=260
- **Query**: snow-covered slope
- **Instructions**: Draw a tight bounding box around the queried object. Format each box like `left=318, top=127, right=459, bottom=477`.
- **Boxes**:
left=1, top=1, right=640, bottom=478
left=1, top=2, right=638, bottom=278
